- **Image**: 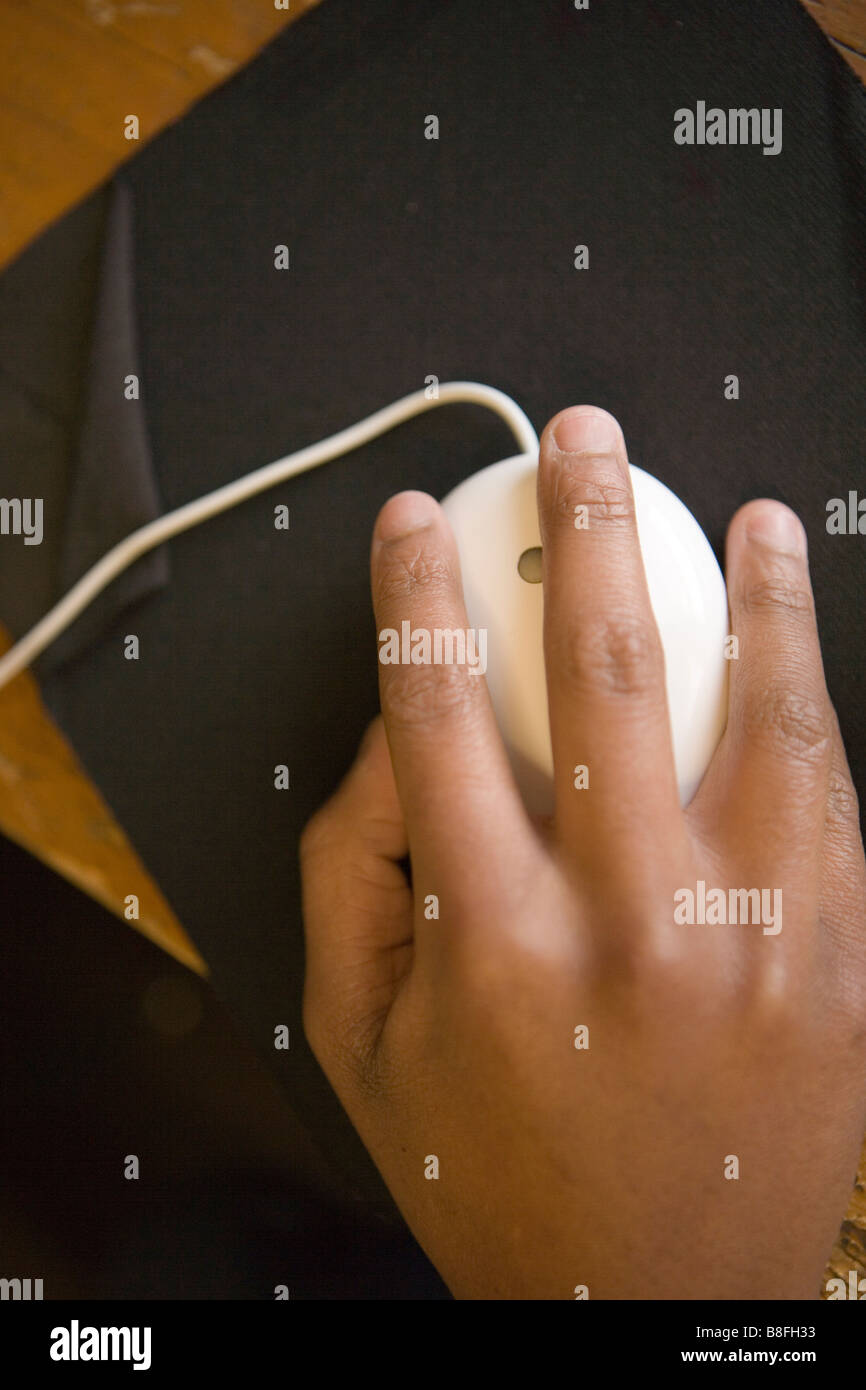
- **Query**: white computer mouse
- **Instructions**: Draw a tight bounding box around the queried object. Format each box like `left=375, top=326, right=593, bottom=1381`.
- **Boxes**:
left=440, top=453, right=729, bottom=816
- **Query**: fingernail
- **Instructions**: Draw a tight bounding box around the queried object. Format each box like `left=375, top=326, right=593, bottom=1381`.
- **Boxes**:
left=376, top=491, right=439, bottom=543
left=553, top=407, right=621, bottom=454
left=745, top=502, right=806, bottom=556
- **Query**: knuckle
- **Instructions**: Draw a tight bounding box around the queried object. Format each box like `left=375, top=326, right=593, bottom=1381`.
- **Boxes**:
left=384, top=657, right=479, bottom=732
left=738, top=684, right=833, bottom=765
left=376, top=538, right=454, bottom=607
left=550, top=614, right=664, bottom=698
left=740, top=576, right=815, bottom=624
left=595, top=936, right=709, bottom=1028
left=549, top=467, right=634, bottom=533
left=602, top=923, right=687, bottom=992
left=453, top=934, right=523, bottom=1000
left=827, top=763, right=860, bottom=827
left=579, top=884, right=683, bottom=986
left=734, top=970, right=802, bottom=1045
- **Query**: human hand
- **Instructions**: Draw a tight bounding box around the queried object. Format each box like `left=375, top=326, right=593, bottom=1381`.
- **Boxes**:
left=300, top=405, right=866, bottom=1299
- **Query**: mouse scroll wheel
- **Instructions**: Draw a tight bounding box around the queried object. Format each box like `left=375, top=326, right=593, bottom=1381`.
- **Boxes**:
left=517, top=547, right=543, bottom=583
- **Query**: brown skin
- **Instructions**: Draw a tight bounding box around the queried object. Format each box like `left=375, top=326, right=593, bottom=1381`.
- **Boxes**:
left=300, top=405, right=866, bottom=1300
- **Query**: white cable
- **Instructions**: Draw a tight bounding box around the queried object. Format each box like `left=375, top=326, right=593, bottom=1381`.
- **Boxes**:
left=0, top=381, right=537, bottom=691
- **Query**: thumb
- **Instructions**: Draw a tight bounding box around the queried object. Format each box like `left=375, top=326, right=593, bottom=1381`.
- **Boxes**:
left=300, top=716, right=413, bottom=1073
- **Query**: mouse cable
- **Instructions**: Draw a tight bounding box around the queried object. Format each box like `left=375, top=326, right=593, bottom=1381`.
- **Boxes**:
left=0, top=381, right=538, bottom=692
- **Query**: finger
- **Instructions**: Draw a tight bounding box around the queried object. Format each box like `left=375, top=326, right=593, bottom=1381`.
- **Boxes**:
left=537, top=406, right=682, bottom=871
left=300, top=716, right=413, bottom=1065
left=819, top=713, right=866, bottom=961
left=696, top=500, right=833, bottom=881
left=371, top=490, right=529, bottom=886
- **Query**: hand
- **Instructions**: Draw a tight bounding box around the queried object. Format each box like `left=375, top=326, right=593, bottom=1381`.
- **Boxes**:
left=300, top=405, right=866, bottom=1299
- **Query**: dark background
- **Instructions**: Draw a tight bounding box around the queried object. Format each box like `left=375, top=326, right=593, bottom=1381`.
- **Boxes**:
left=1, top=0, right=864, bottom=1297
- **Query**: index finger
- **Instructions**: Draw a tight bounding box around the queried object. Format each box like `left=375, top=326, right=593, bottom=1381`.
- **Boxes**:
left=371, top=490, right=530, bottom=888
